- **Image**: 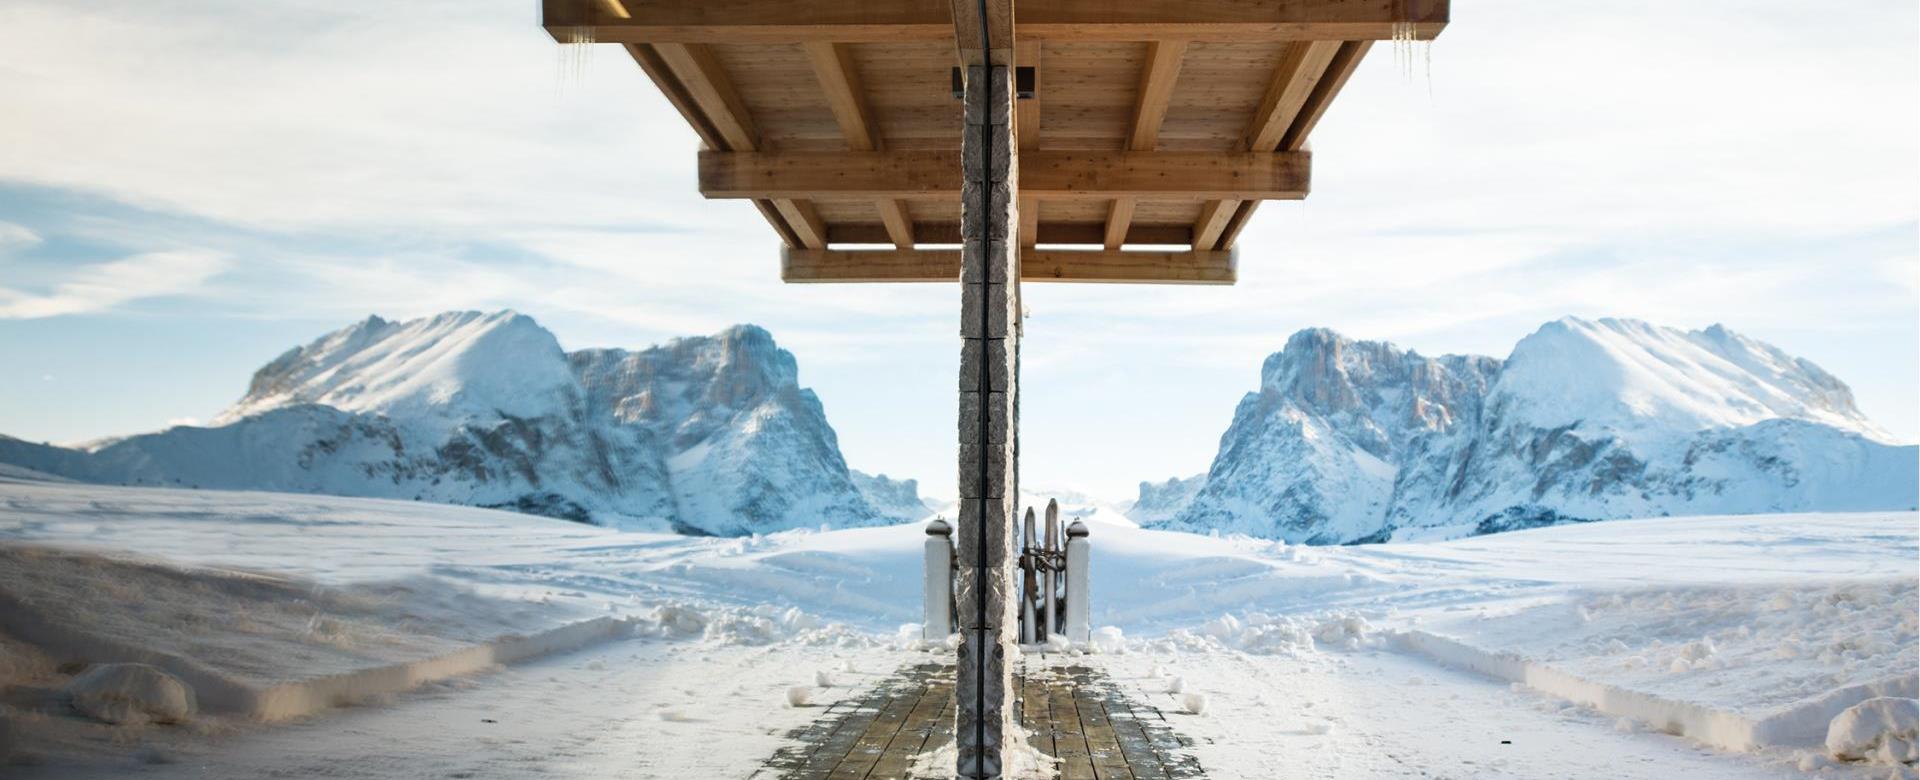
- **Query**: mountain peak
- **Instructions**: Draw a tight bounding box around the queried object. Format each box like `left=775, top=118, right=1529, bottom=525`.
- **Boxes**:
left=1500, top=316, right=1884, bottom=440
left=16, top=313, right=893, bottom=537
left=1154, top=315, right=1913, bottom=543
left=220, top=310, right=573, bottom=424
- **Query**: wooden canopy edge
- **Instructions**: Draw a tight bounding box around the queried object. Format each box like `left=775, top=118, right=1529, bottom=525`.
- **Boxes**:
left=544, top=0, right=1448, bottom=44
left=781, top=247, right=1237, bottom=285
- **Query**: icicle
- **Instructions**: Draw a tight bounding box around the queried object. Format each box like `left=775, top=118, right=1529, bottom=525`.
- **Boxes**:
left=558, top=25, right=595, bottom=89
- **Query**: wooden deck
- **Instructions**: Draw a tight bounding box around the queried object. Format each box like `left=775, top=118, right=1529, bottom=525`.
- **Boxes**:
left=754, top=659, right=1203, bottom=779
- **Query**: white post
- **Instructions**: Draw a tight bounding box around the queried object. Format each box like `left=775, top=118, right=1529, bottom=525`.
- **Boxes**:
left=924, top=519, right=954, bottom=642
left=1064, top=520, right=1090, bottom=643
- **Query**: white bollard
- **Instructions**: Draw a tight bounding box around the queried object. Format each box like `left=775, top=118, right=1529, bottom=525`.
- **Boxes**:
left=923, top=519, right=954, bottom=642
left=1064, top=520, right=1091, bottom=643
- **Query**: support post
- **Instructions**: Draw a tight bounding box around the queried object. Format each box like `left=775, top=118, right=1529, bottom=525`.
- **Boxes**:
left=1064, top=520, right=1090, bottom=644
left=925, top=518, right=955, bottom=642
left=955, top=63, right=1020, bottom=780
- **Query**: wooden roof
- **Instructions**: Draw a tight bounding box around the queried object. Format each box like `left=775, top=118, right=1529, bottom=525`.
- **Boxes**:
left=543, top=1, right=1450, bottom=284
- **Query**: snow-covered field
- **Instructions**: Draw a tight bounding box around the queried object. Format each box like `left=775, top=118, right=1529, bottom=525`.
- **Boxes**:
left=0, top=474, right=1914, bottom=778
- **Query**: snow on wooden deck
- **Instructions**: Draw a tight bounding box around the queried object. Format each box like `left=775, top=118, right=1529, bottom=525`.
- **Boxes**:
left=755, top=658, right=1205, bottom=780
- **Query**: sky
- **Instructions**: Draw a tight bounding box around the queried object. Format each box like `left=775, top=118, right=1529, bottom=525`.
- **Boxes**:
left=0, top=0, right=1915, bottom=502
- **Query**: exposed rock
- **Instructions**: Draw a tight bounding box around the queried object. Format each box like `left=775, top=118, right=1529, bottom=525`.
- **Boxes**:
left=850, top=470, right=936, bottom=522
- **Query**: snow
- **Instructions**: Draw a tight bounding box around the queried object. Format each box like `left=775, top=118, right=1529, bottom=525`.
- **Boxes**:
left=216, top=311, right=578, bottom=425
left=1501, top=317, right=1891, bottom=441
left=1827, top=698, right=1919, bottom=765
left=1, top=473, right=1914, bottom=778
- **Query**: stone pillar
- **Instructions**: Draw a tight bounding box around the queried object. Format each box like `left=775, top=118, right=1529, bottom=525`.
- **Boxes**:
left=956, top=63, right=1019, bottom=780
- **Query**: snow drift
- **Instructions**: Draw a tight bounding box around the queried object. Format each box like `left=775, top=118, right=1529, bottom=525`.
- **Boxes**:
left=1147, top=317, right=1917, bottom=543
left=0, top=311, right=902, bottom=535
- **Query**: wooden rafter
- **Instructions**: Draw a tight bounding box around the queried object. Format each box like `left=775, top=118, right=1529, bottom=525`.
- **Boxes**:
left=618, top=42, right=801, bottom=247
left=1193, top=39, right=1340, bottom=251
left=1015, top=39, right=1041, bottom=249
left=699, top=150, right=1309, bottom=201
left=782, top=247, right=1236, bottom=284
left=1216, top=39, right=1374, bottom=250
left=545, top=0, right=1448, bottom=44
left=645, top=41, right=838, bottom=250
left=1106, top=40, right=1186, bottom=249
left=804, top=41, right=915, bottom=249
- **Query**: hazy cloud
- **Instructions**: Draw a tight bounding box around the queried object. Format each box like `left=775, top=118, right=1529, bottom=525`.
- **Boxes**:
left=0, top=250, right=230, bottom=318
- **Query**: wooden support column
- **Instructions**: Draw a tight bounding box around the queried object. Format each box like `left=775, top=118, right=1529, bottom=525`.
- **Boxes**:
left=955, top=62, right=1019, bottom=780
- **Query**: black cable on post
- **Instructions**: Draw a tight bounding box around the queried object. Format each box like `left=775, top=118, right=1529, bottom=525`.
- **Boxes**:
left=970, top=1, right=993, bottom=776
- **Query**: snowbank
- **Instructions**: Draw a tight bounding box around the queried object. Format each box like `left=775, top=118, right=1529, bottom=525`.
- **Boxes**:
left=1826, top=697, right=1918, bottom=766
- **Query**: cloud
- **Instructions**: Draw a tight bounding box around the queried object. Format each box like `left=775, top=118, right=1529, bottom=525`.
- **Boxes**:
left=0, top=250, right=229, bottom=318
left=0, top=221, right=41, bottom=250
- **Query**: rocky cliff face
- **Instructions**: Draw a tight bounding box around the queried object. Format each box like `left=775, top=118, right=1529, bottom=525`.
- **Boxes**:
left=849, top=470, right=936, bottom=522
left=1126, top=475, right=1205, bottom=526
left=0, top=311, right=893, bottom=535
left=1144, top=317, right=1917, bottom=543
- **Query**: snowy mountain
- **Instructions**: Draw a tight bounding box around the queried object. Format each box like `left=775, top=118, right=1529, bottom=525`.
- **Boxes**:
left=1126, top=475, right=1205, bottom=526
left=848, top=469, right=936, bottom=522
left=1145, top=317, right=1918, bottom=543
left=0, top=311, right=900, bottom=536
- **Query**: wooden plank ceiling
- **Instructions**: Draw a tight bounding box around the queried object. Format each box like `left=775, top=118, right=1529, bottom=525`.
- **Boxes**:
left=544, top=0, right=1449, bottom=283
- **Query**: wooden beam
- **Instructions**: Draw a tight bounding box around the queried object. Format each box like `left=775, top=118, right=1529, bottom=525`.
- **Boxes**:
left=803, top=41, right=916, bottom=249
left=1108, top=39, right=1186, bottom=249
left=1102, top=200, right=1135, bottom=250
left=618, top=42, right=801, bottom=247
left=1124, top=41, right=1187, bottom=151
left=803, top=42, right=881, bottom=151
left=772, top=199, right=829, bottom=249
left=1219, top=40, right=1374, bottom=249
left=1194, top=40, right=1339, bottom=250
left=1193, top=200, right=1237, bottom=251
left=876, top=201, right=916, bottom=248
left=652, top=42, right=758, bottom=152
left=1016, top=39, right=1041, bottom=248
left=545, top=0, right=1448, bottom=44
left=1281, top=40, right=1373, bottom=152
left=782, top=247, right=1236, bottom=284
left=826, top=221, right=1193, bottom=246
left=1026, top=248, right=1235, bottom=284
left=1248, top=41, right=1343, bottom=152
left=700, top=150, right=1309, bottom=201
